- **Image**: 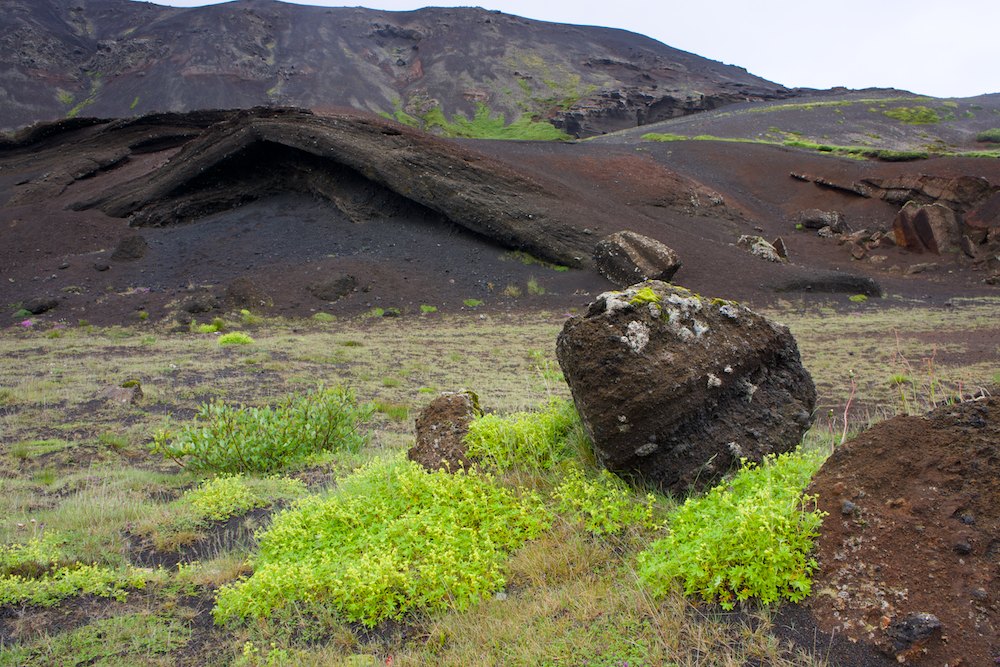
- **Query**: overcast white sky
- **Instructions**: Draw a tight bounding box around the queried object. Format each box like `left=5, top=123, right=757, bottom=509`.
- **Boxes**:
left=141, top=0, right=999, bottom=98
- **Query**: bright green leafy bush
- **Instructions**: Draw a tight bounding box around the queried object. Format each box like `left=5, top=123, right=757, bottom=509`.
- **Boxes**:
left=637, top=449, right=827, bottom=610
left=213, top=458, right=551, bottom=626
left=553, top=467, right=664, bottom=536
left=464, top=398, right=584, bottom=471
left=183, top=475, right=306, bottom=522
left=0, top=535, right=152, bottom=606
left=463, top=299, right=483, bottom=308
left=0, top=533, right=64, bottom=576
left=0, top=563, right=151, bottom=606
left=218, top=332, right=254, bottom=346
left=151, top=387, right=373, bottom=473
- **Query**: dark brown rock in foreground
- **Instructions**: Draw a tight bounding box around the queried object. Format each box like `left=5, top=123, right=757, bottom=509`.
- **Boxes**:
left=556, top=280, right=815, bottom=494
left=408, top=391, right=483, bottom=472
left=593, top=230, right=681, bottom=287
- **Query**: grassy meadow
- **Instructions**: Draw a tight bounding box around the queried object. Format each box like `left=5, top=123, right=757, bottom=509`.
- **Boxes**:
left=0, top=298, right=996, bottom=666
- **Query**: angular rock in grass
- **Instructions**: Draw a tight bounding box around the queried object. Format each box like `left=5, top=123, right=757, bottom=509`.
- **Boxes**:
left=556, top=280, right=815, bottom=495
left=593, top=230, right=681, bottom=287
left=408, top=391, right=483, bottom=472
left=796, top=208, right=848, bottom=233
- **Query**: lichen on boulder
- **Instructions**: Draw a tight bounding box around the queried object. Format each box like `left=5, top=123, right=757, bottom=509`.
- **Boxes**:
left=556, top=280, right=815, bottom=495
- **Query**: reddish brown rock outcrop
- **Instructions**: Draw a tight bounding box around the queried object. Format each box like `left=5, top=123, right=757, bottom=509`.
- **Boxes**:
left=892, top=202, right=960, bottom=254
left=806, top=395, right=999, bottom=666
left=408, top=391, right=483, bottom=472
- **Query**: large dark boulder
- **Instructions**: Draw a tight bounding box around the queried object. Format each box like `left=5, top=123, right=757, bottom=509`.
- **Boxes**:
left=593, top=230, right=681, bottom=287
left=556, top=280, right=815, bottom=494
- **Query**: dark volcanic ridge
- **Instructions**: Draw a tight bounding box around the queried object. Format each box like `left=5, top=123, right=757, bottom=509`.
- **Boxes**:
left=2, top=106, right=1000, bottom=327
left=2, top=0, right=789, bottom=135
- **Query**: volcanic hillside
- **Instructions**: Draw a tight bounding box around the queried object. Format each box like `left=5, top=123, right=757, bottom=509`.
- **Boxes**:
left=2, top=105, right=999, bottom=327
left=1, top=0, right=789, bottom=136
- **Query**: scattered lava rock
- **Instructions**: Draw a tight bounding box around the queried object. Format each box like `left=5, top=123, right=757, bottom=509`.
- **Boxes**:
left=774, top=271, right=882, bottom=296
left=110, top=234, right=148, bottom=261
left=308, top=273, right=358, bottom=302
left=556, top=280, right=815, bottom=495
left=225, top=276, right=272, bottom=309
left=806, top=394, right=999, bottom=665
left=592, top=230, right=681, bottom=287
left=796, top=208, right=848, bottom=233
left=23, top=296, right=58, bottom=314
left=180, top=292, right=219, bottom=314
left=99, top=380, right=143, bottom=405
left=408, top=391, right=483, bottom=472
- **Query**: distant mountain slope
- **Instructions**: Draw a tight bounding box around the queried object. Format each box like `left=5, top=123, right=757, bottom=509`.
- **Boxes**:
left=595, top=90, right=1000, bottom=156
left=1, top=0, right=790, bottom=135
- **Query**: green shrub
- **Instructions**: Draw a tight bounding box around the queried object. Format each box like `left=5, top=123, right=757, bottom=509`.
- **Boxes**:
left=312, top=312, right=335, bottom=323
left=240, top=309, right=262, bottom=325
left=151, top=387, right=373, bottom=473
left=0, top=563, right=151, bottom=606
left=213, top=458, right=551, bottom=626
left=0, top=534, right=64, bottom=577
left=183, top=475, right=306, bottom=522
left=882, top=105, right=941, bottom=124
left=637, top=449, right=827, bottom=610
left=553, top=466, right=664, bottom=536
left=464, top=398, right=584, bottom=471
left=463, top=299, right=483, bottom=308
left=419, top=304, right=438, bottom=314
left=848, top=294, right=868, bottom=303
left=193, top=317, right=226, bottom=334
left=218, top=332, right=254, bottom=346
left=0, top=535, right=151, bottom=606
left=526, top=277, right=545, bottom=295
left=976, top=128, right=1000, bottom=143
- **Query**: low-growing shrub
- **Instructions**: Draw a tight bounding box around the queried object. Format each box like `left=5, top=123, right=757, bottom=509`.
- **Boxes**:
left=463, top=298, right=483, bottom=308
left=553, top=466, right=664, bottom=536
left=637, top=449, right=827, bottom=609
left=151, top=387, right=373, bottom=473
left=0, top=535, right=152, bottom=606
left=419, top=304, right=438, bottom=314
left=976, top=128, right=1000, bottom=143
left=882, top=105, right=941, bottom=124
left=213, top=458, right=551, bottom=626
left=183, top=475, right=306, bottom=522
left=218, top=332, right=254, bottom=346
left=464, top=398, right=584, bottom=471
